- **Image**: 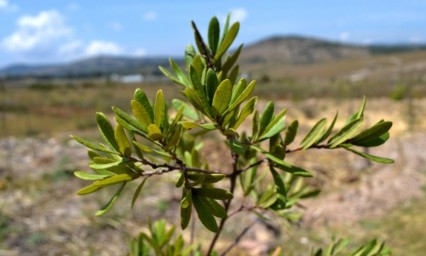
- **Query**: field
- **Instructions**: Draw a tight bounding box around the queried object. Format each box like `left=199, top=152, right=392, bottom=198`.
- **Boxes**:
left=1, top=50, right=426, bottom=255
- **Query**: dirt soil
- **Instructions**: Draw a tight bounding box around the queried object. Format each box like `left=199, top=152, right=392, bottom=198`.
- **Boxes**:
left=1, top=99, right=426, bottom=255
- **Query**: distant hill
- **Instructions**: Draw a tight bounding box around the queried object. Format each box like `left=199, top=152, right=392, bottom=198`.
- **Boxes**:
left=0, top=56, right=174, bottom=78
left=1, top=35, right=426, bottom=78
left=239, top=35, right=369, bottom=65
left=239, top=35, right=426, bottom=65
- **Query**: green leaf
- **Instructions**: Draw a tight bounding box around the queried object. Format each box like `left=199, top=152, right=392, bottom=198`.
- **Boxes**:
left=284, top=120, right=299, bottom=145
left=71, top=135, right=118, bottom=154
left=259, top=102, right=275, bottom=135
left=269, top=167, right=287, bottom=210
left=183, top=87, right=204, bottom=113
left=96, top=112, right=119, bottom=152
left=159, top=66, right=186, bottom=86
left=95, top=182, right=126, bottom=216
left=240, top=159, right=258, bottom=195
left=348, top=121, right=392, bottom=146
left=154, top=90, right=166, bottom=129
left=222, top=44, right=243, bottom=75
left=252, top=148, right=312, bottom=177
left=180, top=189, right=192, bottom=229
left=203, top=198, right=226, bottom=218
left=224, top=80, right=256, bottom=116
left=115, top=115, right=144, bottom=137
left=206, top=69, right=219, bottom=105
left=115, top=124, right=131, bottom=156
left=259, top=109, right=287, bottom=141
left=257, top=188, right=278, bottom=209
left=184, top=44, right=196, bottom=67
left=252, top=111, right=260, bottom=139
left=317, top=112, right=338, bottom=144
left=192, top=193, right=218, bottom=232
left=181, top=122, right=216, bottom=131
left=76, top=183, right=102, bottom=195
left=133, top=141, right=172, bottom=158
left=172, top=99, right=199, bottom=120
left=192, top=187, right=233, bottom=200
left=214, top=22, right=240, bottom=61
left=147, top=124, right=163, bottom=141
left=228, top=65, right=239, bottom=84
left=232, top=96, right=257, bottom=129
left=352, top=132, right=390, bottom=147
left=212, top=79, right=233, bottom=117
left=89, top=158, right=121, bottom=170
left=165, top=125, right=183, bottom=150
left=346, top=96, right=366, bottom=125
left=131, top=100, right=152, bottom=128
left=300, top=118, right=327, bottom=149
left=342, top=146, right=394, bottom=164
left=93, top=173, right=133, bottom=187
left=189, top=65, right=210, bottom=115
left=134, top=89, right=154, bottom=122
left=187, top=173, right=225, bottom=183
left=208, top=17, right=220, bottom=54
left=170, top=58, right=190, bottom=85
left=112, top=106, right=147, bottom=133
left=131, top=177, right=148, bottom=209
left=329, top=118, right=364, bottom=148
left=74, top=171, right=111, bottom=180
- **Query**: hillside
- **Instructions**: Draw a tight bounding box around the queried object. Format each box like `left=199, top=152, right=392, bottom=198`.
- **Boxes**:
left=239, top=35, right=369, bottom=65
left=1, top=35, right=426, bottom=78
left=0, top=56, right=173, bottom=78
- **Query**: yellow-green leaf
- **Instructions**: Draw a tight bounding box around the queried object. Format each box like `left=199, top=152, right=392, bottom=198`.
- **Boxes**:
left=212, top=79, right=232, bottom=117
left=147, top=124, right=163, bottom=140
left=115, top=124, right=131, bottom=156
left=74, top=171, right=111, bottom=180
left=131, top=177, right=148, bottom=209
left=93, top=173, right=133, bottom=187
left=214, top=22, right=240, bottom=61
left=154, top=90, right=166, bottom=128
left=96, top=182, right=126, bottom=216
left=300, top=118, right=327, bottom=149
left=77, top=183, right=102, bottom=195
left=131, top=100, right=152, bottom=128
left=96, top=112, right=119, bottom=152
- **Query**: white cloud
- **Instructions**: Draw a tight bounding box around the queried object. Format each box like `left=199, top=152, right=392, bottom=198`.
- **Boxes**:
left=0, top=0, right=18, bottom=12
left=109, top=21, right=122, bottom=31
left=84, top=40, right=123, bottom=56
left=230, top=8, right=248, bottom=22
left=143, top=11, right=157, bottom=21
left=1, top=10, right=72, bottom=52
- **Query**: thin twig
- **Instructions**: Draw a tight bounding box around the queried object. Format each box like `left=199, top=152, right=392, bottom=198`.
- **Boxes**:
left=220, top=219, right=258, bottom=256
left=206, top=151, right=239, bottom=255
left=285, top=144, right=331, bottom=153
left=241, top=159, right=266, bottom=173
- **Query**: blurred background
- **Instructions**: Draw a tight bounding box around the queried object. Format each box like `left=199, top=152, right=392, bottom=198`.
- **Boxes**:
left=1, top=1, right=426, bottom=255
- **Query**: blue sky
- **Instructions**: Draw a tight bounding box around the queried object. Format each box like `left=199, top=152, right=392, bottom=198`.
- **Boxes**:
left=1, top=0, right=426, bottom=67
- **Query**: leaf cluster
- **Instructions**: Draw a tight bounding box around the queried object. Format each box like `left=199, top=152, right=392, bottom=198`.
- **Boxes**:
left=71, top=14, right=394, bottom=255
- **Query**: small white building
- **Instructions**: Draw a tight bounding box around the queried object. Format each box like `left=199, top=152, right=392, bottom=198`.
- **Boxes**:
left=111, top=73, right=144, bottom=83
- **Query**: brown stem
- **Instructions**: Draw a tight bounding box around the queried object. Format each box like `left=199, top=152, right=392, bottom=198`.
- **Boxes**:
left=206, top=152, right=239, bottom=255
left=285, top=144, right=331, bottom=153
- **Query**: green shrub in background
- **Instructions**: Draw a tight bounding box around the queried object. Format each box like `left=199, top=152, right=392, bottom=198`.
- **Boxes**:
left=72, top=15, right=393, bottom=255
